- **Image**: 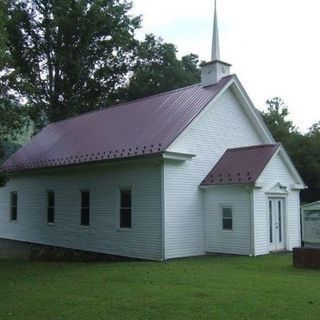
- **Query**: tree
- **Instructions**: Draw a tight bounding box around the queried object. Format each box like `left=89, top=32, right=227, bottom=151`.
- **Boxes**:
left=308, top=121, right=320, bottom=138
left=0, top=0, right=10, bottom=185
left=4, top=0, right=141, bottom=128
left=0, top=2, right=6, bottom=59
left=261, top=97, right=298, bottom=143
left=120, top=34, right=200, bottom=101
left=181, top=54, right=201, bottom=85
left=0, top=1, right=29, bottom=186
left=302, top=122, right=320, bottom=203
left=261, top=98, right=320, bottom=203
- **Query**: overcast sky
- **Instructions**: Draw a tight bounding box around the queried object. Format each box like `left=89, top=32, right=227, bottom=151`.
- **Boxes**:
left=131, top=0, right=320, bottom=132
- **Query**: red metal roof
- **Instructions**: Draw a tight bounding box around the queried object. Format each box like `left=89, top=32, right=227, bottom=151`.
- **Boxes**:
left=200, top=144, right=280, bottom=186
left=3, top=75, right=233, bottom=172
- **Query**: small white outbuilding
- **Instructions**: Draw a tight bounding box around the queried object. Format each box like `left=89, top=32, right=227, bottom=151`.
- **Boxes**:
left=301, top=201, right=320, bottom=248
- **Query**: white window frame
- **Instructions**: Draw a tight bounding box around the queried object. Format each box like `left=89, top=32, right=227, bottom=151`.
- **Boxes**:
left=118, top=187, right=132, bottom=230
left=221, top=205, right=233, bottom=231
left=80, top=190, right=90, bottom=227
left=10, top=191, right=18, bottom=222
left=47, top=190, right=55, bottom=225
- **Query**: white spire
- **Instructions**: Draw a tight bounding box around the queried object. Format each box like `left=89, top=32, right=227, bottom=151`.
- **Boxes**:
left=201, top=0, right=231, bottom=86
left=211, top=0, right=220, bottom=61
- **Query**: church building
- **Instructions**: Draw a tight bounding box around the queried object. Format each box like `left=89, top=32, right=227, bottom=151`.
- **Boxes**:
left=0, top=3, right=305, bottom=260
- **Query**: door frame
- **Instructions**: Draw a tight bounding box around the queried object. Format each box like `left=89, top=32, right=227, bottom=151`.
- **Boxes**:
left=267, top=196, right=288, bottom=252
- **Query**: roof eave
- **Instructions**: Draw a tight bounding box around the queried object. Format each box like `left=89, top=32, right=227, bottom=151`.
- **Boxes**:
left=199, top=182, right=255, bottom=189
left=301, top=201, right=320, bottom=208
left=3, top=152, right=164, bottom=175
left=162, top=151, right=196, bottom=161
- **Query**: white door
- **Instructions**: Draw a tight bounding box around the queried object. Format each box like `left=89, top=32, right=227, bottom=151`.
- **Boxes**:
left=268, top=198, right=286, bottom=251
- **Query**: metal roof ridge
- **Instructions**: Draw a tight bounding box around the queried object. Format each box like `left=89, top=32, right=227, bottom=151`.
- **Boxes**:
left=45, top=75, right=235, bottom=127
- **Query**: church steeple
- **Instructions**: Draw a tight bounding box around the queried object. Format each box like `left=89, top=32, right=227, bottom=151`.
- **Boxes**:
left=211, top=0, right=220, bottom=61
left=201, top=0, right=231, bottom=87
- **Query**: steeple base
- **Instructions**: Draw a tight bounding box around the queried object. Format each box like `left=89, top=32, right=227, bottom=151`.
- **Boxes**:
left=201, top=60, right=231, bottom=86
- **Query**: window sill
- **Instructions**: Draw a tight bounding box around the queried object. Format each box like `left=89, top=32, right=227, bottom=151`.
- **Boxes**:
left=9, top=220, right=17, bottom=223
left=116, top=227, right=133, bottom=232
left=47, top=223, right=55, bottom=226
left=79, top=225, right=90, bottom=229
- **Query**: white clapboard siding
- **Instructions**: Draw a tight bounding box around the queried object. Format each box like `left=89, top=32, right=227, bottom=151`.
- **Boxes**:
left=254, top=153, right=301, bottom=255
left=0, top=159, right=163, bottom=260
left=164, top=87, right=263, bottom=259
left=203, top=186, right=252, bottom=255
left=252, top=189, right=269, bottom=255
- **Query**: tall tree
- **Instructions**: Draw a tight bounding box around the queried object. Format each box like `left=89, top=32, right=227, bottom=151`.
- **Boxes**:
left=308, top=121, right=320, bottom=138
left=303, top=122, right=320, bottom=203
left=261, top=97, right=298, bottom=142
left=261, top=97, right=302, bottom=165
left=261, top=98, right=320, bottom=203
left=120, top=34, right=200, bottom=101
left=4, top=0, right=141, bottom=128
left=0, top=1, right=29, bottom=185
left=0, top=2, right=6, bottom=59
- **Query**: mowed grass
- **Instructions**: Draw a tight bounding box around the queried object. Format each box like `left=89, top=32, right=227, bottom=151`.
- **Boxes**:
left=0, top=254, right=319, bottom=320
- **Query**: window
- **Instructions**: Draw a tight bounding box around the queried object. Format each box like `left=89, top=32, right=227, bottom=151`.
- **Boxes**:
left=81, top=191, right=90, bottom=226
left=222, top=207, right=233, bottom=230
left=119, top=189, right=132, bottom=228
left=47, top=191, right=55, bottom=224
left=10, top=192, right=17, bottom=221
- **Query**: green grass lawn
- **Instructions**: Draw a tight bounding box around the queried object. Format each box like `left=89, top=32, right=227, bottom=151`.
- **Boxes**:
left=0, top=254, right=319, bottom=320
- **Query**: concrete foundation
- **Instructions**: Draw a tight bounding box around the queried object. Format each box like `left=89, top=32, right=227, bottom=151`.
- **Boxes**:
left=0, top=238, right=31, bottom=260
left=0, top=238, right=136, bottom=262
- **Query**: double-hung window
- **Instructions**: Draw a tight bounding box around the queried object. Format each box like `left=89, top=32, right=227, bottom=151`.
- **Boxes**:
left=119, top=189, right=132, bottom=228
left=81, top=191, right=90, bottom=226
left=47, top=191, right=55, bottom=224
left=222, top=206, right=233, bottom=230
left=10, top=192, right=18, bottom=221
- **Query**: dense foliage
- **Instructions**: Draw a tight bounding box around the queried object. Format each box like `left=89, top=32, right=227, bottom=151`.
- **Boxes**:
left=119, top=34, right=200, bottom=101
left=0, top=0, right=8, bottom=184
left=3, top=0, right=141, bottom=127
left=0, top=1, right=27, bottom=185
left=3, top=1, right=200, bottom=128
left=262, top=98, right=320, bottom=203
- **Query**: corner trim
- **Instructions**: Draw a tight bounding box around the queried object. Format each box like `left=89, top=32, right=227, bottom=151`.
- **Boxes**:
left=161, top=162, right=166, bottom=260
